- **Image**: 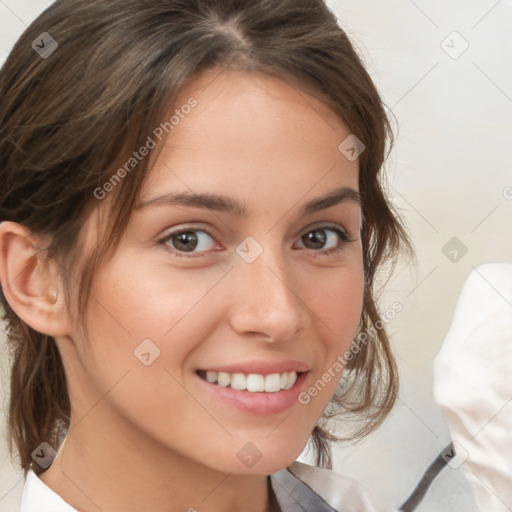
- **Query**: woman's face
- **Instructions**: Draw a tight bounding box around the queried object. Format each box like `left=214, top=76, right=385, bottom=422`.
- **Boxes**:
left=63, top=68, right=364, bottom=475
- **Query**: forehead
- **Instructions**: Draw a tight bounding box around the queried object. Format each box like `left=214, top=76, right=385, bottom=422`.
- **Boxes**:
left=140, top=68, right=359, bottom=205
left=168, top=67, right=349, bottom=149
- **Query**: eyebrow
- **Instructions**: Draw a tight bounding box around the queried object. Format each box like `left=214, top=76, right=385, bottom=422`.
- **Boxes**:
left=135, top=185, right=362, bottom=217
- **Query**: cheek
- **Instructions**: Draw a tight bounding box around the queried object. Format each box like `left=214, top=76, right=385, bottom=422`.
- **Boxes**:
left=83, top=256, right=228, bottom=368
left=306, top=261, right=365, bottom=350
left=75, top=259, right=236, bottom=458
left=298, top=264, right=365, bottom=416
left=322, top=271, right=364, bottom=334
left=76, top=253, right=235, bottom=416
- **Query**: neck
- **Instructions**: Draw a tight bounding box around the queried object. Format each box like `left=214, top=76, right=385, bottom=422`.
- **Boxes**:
left=39, top=408, right=273, bottom=512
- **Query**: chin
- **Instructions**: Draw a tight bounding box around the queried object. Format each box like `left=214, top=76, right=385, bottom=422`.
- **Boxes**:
left=208, top=435, right=311, bottom=476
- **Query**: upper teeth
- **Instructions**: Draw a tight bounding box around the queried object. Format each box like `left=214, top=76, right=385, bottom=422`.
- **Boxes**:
left=205, top=371, right=297, bottom=392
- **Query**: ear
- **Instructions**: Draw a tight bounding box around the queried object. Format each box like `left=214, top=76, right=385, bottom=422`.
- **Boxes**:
left=0, top=221, right=72, bottom=337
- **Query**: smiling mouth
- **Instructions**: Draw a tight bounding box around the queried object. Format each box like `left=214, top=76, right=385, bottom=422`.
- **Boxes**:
left=196, top=370, right=301, bottom=393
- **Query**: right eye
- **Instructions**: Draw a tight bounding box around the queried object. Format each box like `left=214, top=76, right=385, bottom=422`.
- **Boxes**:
left=158, top=226, right=220, bottom=258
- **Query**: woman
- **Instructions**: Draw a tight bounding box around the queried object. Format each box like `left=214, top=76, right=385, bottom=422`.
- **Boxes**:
left=0, top=0, right=410, bottom=510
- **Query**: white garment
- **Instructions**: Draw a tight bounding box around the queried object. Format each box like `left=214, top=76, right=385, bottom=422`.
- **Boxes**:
left=433, top=263, right=512, bottom=512
left=20, top=460, right=396, bottom=511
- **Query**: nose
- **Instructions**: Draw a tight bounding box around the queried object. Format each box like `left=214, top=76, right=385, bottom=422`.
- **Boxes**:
left=227, top=242, right=307, bottom=343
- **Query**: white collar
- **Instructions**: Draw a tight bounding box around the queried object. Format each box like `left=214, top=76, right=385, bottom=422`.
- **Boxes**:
left=21, top=469, right=77, bottom=512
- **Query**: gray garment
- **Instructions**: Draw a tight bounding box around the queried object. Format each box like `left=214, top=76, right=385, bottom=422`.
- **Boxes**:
left=271, top=461, right=397, bottom=512
left=270, top=465, right=337, bottom=511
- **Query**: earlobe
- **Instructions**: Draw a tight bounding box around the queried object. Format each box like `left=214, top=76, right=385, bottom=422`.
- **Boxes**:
left=0, top=221, right=72, bottom=337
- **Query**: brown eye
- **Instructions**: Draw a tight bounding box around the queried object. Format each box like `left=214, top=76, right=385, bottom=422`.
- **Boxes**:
left=172, top=231, right=200, bottom=252
left=159, top=228, right=218, bottom=257
left=296, top=226, right=351, bottom=255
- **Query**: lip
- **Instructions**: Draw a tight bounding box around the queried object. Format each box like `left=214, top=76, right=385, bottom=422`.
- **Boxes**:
left=197, top=360, right=310, bottom=376
left=195, top=368, right=309, bottom=415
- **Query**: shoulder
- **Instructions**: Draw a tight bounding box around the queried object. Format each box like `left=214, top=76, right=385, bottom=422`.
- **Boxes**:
left=271, top=461, right=397, bottom=512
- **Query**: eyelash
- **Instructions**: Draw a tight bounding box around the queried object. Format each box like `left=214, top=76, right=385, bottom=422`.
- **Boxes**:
left=157, top=224, right=354, bottom=259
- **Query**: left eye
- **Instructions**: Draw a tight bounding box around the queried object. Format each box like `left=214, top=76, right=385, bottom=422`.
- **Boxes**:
left=158, top=225, right=350, bottom=258
left=296, top=226, right=350, bottom=253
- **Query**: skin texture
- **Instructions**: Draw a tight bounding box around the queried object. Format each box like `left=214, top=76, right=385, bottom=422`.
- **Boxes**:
left=0, top=68, right=364, bottom=512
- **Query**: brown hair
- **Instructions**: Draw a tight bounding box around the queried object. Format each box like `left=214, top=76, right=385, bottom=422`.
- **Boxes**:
left=0, top=0, right=411, bottom=477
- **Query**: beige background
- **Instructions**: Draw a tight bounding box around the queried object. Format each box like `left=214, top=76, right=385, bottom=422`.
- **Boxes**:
left=1, top=0, right=511, bottom=510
